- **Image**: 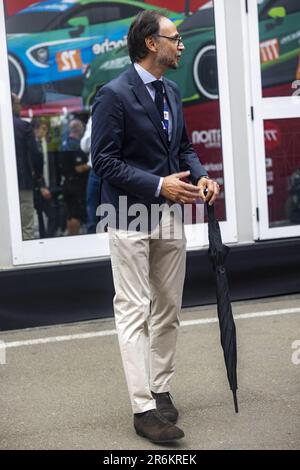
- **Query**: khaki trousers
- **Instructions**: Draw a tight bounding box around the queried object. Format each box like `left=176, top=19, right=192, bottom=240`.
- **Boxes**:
left=109, top=204, right=186, bottom=413
left=19, top=190, right=35, bottom=240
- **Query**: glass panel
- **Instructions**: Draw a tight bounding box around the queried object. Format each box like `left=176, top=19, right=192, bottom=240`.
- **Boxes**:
left=185, top=102, right=226, bottom=222
left=4, top=0, right=226, bottom=241
left=258, top=0, right=300, bottom=98
left=264, top=118, right=300, bottom=227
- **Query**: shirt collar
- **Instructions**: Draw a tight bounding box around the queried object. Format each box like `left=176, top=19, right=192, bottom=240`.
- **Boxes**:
left=134, top=62, right=163, bottom=85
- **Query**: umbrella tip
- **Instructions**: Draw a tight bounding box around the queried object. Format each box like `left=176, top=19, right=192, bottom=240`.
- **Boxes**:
left=233, top=391, right=239, bottom=413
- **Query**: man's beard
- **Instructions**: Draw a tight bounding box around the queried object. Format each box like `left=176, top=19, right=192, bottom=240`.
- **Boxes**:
left=158, top=54, right=178, bottom=70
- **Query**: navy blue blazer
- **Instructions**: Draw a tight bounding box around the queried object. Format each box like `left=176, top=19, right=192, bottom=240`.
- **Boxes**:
left=91, top=65, right=207, bottom=226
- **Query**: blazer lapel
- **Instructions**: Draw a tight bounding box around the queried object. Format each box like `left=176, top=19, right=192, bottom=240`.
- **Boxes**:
left=163, top=80, right=178, bottom=150
left=131, top=79, right=169, bottom=151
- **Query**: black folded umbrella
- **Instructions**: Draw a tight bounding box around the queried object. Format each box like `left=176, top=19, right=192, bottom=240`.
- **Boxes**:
left=207, top=203, right=238, bottom=413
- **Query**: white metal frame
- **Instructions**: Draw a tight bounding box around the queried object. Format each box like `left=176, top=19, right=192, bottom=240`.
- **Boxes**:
left=247, top=0, right=300, bottom=240
left=240, top=0, right=260, bottom=240
left=0, top=0, right=237, bottom=265
left=187, top=0, right=238, bottom=249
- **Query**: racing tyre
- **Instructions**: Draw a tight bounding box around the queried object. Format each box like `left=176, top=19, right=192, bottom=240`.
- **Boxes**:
left=193, top=45, right=219, bottom=101
left=8, top=55, right=45, bottom=105
left=8, top=55, right=25, bottom=100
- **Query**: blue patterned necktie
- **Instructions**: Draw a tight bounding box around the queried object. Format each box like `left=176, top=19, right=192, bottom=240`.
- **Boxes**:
left=152, top=80, right=169, bottom=139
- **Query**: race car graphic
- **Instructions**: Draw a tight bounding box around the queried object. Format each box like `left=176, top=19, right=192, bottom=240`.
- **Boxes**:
left=82, top=2, right=218, bottom=107
left=258, top=0, right=300, bottom=90
left=6, top=0, right=183, bottom=104
left=82, top=0, right=300, bottom=107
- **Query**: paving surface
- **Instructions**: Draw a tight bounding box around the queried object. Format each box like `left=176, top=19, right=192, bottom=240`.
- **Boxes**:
left=0, top=294, right=299, bottom=450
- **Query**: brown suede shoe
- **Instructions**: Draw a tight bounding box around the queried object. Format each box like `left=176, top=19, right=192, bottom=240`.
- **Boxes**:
left=134, top=409, right=184, bottom=443
left=151, top=391, right=179, bottom=424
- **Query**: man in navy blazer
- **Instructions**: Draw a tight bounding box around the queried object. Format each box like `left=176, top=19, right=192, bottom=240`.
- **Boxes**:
left=92, top=10, right=219, bottom=444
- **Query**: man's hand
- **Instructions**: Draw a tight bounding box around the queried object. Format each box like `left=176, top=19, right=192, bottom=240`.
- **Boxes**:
left=160, top=171, right=200, bottom=203
left=197, top=177, right=220, bottom=206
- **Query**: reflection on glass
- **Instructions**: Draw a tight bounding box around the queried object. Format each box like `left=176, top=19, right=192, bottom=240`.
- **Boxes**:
left=264, top=118, right=300, bottom=227
left=185, top=101, right=226, bottom=222
left=258, top=0, right=300, bottom=97
left=5, top=0, right=225, bottom=239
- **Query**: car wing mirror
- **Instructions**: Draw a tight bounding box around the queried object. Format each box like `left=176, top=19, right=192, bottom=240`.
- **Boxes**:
left=68, top=16, right=89, bottom=37
left=266, top=6, right=286, bottom=30
left=268, top=6, right=286, bottom=20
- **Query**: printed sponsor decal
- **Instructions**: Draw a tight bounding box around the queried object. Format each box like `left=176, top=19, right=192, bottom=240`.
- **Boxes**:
left=264, top=128, right=278, bottom=142
left=100, top=56, right=131, bottom=71
left=264, top=122, right=282, bottom=151
left=260, top=38, right=279, bottom=63
left=266, top=170, right=274, bottom=182
left=265, top=157, right=273, bottom=168
left=56, top=49, right=82, bottom=71
left=191, top=128, right=221, bottom=148
left=280, top=30, right=300, bottom=46
left=25, top=3, right=72, bottom=12
left=204, top=162, right=223, bottom=172
left=92, top=36, right=127, bottom=55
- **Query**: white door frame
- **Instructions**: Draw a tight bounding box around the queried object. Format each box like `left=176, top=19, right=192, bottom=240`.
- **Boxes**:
left=0, top=0, right=237, bottom=265
left=247, top=0, right=300, bottom=240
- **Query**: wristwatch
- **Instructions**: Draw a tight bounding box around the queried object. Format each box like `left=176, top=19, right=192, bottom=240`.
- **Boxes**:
left=198, top=175, right=209, bottom=183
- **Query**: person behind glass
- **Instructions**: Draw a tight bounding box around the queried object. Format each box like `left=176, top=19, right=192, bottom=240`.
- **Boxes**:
left=32, top=118, right=58, bottom=238
left=92, top=11, right=219, bottom=443
left=11, top=93, right=43, bottom=240
left=60, top=118, right=90, bottom=235
left=80, top=116, right=100, bottom=234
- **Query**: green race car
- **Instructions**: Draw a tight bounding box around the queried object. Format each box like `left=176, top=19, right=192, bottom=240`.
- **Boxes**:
left=258, top=0, right=300, bottom=89
left=82, top=0, right=300, bottom=107
left=6, top=0, right=183, bottom=104
left=82, top=4, right=218, bottom=107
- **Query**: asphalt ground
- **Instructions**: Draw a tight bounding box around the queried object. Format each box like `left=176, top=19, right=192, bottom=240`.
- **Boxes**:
left=0, top=294, right=299, bottom=450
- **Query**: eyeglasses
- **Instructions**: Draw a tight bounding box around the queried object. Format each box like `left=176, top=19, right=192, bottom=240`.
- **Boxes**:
left=155, top=34, right=183, bottom=47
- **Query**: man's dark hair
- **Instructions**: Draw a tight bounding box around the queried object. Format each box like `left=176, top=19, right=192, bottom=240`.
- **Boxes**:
left=127, top=10, right=167, bottom=63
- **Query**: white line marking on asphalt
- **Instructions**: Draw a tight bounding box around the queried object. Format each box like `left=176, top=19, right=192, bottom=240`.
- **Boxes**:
left=1, top=307, right=299, bottom=349
left=181, top=307, right=300, bottom=326
left=2, top=329, right=118, bottom=348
